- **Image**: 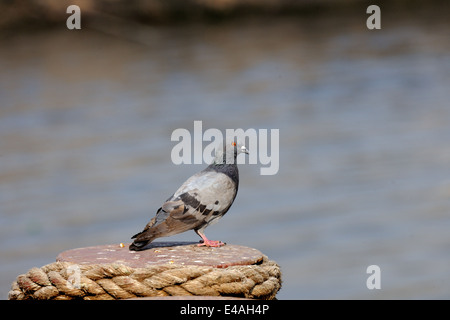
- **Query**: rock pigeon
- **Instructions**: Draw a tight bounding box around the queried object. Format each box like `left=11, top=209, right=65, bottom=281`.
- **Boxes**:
left=129, top=140, right=249, bottom=251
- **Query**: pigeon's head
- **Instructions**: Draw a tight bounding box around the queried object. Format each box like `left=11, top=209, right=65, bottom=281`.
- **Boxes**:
left=213, top=139, right=248, bottom=165
left=231, top=141, right=249, bottom=156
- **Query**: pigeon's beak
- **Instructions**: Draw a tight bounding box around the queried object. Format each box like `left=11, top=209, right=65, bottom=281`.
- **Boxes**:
left=241, top=146, right=249, bottom=154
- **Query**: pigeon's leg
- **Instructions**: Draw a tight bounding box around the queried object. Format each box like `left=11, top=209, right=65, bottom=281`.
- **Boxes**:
left=195, top=230, right=225, bottom=247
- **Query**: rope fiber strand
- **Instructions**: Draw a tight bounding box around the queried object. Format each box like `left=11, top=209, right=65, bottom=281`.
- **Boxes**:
left=8, top=255, right=281, bottom=300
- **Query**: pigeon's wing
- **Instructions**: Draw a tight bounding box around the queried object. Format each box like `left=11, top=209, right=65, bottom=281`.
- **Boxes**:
left=131, top=198, right=198, bottom=241
left=132, top=170, right=237, bottom=243
left=172, top=170, right=238, bottom=218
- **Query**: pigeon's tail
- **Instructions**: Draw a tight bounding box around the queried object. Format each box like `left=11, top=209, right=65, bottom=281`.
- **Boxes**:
left=129, top=240, right=151, bottom=251
left=129, top=230, right=155, bottom=251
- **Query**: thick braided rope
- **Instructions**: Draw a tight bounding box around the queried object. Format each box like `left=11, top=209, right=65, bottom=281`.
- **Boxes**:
left=8, top=255, right=281, bottom=300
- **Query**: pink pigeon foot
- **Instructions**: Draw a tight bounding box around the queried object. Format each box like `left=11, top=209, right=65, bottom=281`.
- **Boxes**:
left=198, top=239, right=225, bottom=247
left=197, top=232, right=225, bottom=247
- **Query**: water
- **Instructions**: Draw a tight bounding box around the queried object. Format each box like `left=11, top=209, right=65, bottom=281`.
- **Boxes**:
left=1, top=12, right=450, bottom=299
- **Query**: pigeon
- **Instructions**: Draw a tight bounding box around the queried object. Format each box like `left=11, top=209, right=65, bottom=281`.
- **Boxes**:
left=129, top=140, right=249, bottom=251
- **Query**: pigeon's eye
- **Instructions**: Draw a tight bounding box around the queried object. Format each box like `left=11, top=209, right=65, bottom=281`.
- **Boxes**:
left=231, top=142, right=236, bottom=146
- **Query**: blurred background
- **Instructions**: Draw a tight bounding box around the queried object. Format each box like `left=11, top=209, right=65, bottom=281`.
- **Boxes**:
left=1, top=0, right=450, bottom=299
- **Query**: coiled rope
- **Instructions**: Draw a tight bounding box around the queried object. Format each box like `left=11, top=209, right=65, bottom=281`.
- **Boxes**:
left=9, top=255, right=281, bottom=300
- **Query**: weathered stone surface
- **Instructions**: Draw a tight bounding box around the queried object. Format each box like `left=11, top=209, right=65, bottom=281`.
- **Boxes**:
left=56, top=242, right=264, bottom=268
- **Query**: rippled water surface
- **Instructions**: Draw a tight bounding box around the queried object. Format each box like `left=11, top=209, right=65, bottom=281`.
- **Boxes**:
left=1, top=13, right=450, bottom=299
